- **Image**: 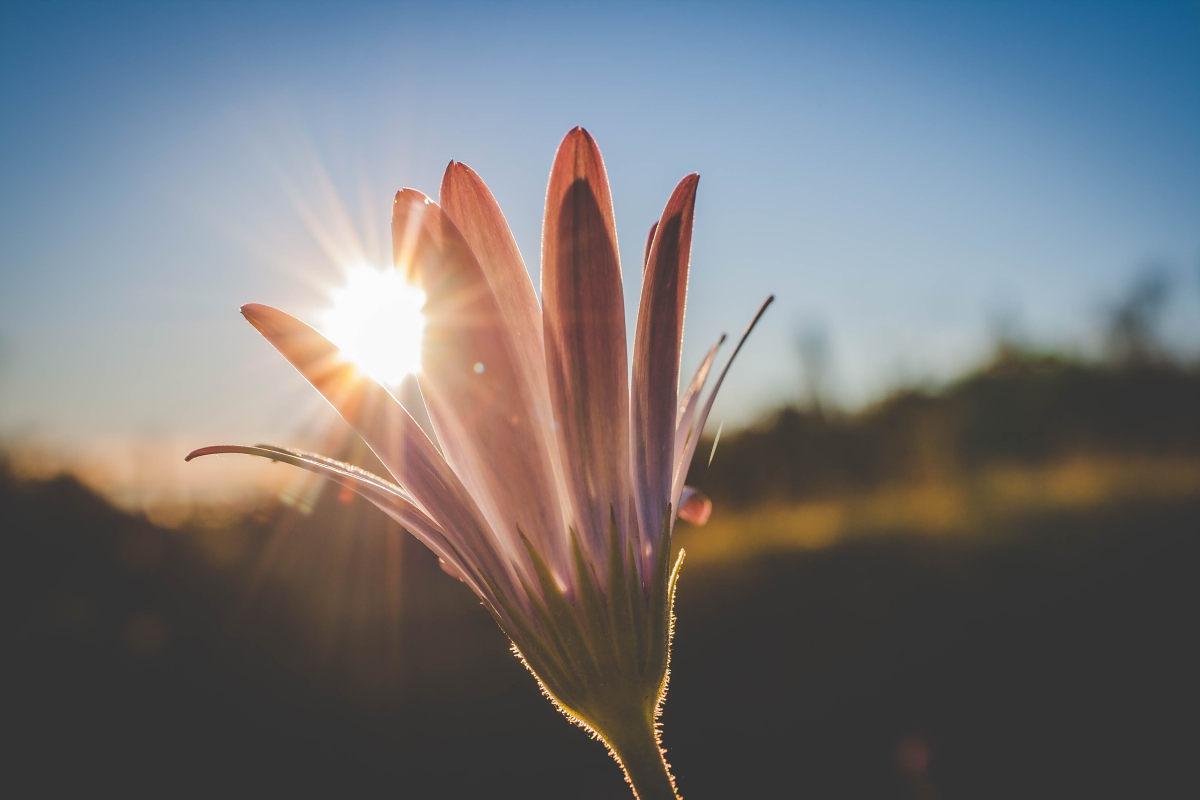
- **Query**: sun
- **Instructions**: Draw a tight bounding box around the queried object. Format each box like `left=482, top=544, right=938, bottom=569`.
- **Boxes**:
left=319, top=264, right=426, bottom=385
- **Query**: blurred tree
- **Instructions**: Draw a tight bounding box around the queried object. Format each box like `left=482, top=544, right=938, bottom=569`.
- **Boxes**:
left=1104, top=264, right=1172, bottom=364
left=795, top=321, right=832, bottom=416
left=986, top=302, right=1028, bottom=364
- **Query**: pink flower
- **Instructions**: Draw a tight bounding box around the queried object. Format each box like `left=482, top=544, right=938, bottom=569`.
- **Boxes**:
left=189, top=128, right=769, bottom=799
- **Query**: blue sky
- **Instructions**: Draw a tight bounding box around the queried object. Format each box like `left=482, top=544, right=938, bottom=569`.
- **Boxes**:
left=2, top=0, right=1198, bottom=451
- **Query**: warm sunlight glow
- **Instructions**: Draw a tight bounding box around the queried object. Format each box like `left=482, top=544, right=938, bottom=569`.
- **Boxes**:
left=320, top=265, right=426, bottom=384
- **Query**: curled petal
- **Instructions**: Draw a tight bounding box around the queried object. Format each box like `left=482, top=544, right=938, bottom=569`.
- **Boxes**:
left=672, top=334, right=725, bottom=499
left=677, top=486, right=712, bottom=526
left=184, top=444, right=492, bottom=602
left=541, top=127, right=631, bottom=564
left=672, top=296, right=774, bottom=509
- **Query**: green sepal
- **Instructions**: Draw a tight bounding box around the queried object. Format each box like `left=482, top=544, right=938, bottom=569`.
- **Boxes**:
left=569, top=526, right=614, bottom=665
left=607, top=509, right=639, bottom=675
left=518, top=530, right=603, bottom=680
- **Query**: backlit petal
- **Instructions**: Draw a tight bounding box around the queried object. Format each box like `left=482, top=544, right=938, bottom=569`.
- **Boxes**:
left=632, top=174, right=699, bottom=552
left=541, top=127, right=632, bottom=564
left=672, top=334, right=725, bottom=502
left=392, top=189, right=566, bottom=577
left=439, top=162, right=544, bottom=368
left=439, top=161, right=551, bottom=428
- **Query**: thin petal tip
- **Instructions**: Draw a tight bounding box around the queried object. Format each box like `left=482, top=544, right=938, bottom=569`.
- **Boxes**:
left=239, top=302, right=278, bottom=334
left=394, top=187, right=433, bottom=206
left=558, top=125, right=598, bottom=153
left=657, top=172, right=700, bottom=217
left=185, top=444, right=289, bottom=464
left=441, top=160, right=485, bottom=198
left=185, top=445, right=226, bottom=462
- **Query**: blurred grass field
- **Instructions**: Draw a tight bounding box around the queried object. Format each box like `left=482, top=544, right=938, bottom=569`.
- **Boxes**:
left=684, top=454, right=1200, bottom=564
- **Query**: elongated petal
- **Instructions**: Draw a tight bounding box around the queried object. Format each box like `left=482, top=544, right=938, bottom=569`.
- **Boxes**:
left=439, top=162, right=546, bottom=392
left=541, top=127, right=631, bottom=561
left=440, top=161, right=564, bottom=509
left=185, top=444, right=490, bottom=601
left=632, top=174, right=699, bottom=550
left=677, top=486, right=712, bottom=525
left=392, top=189, right=566, bottom=576
left=673, top=334, right=725, bottom=492
left=672, top=296, right=774, bottom=507
left=238, top=303, right=520, bottom=598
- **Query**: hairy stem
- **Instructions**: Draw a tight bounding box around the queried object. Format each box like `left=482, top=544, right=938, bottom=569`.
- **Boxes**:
left=608, top=716, right=679, bottom=800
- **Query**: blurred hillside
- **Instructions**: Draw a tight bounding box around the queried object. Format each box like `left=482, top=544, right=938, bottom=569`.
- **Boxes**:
left=693, top=351, right=1200, bottom=509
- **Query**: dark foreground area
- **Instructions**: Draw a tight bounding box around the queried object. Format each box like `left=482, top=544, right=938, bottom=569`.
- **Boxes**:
left=8, top=469, right=1198, bottom=798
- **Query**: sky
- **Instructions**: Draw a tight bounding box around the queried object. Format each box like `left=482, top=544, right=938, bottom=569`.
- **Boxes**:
left=2, top=0, right=1198, bottom=475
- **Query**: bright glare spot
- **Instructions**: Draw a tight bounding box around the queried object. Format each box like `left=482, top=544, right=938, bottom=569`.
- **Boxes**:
left=320, top=264, right=426, bottom=385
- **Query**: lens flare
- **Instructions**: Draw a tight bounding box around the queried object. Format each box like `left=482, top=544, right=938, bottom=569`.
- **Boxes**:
left=320, top=265, right=425, bottom=384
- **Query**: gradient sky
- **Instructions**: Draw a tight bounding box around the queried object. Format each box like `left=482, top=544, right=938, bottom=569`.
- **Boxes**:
left=2, top=0, right=1198, bottom=457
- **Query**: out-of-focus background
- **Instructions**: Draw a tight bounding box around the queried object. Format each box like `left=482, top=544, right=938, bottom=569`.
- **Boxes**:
left=4, top=1, right=1198, bottom=797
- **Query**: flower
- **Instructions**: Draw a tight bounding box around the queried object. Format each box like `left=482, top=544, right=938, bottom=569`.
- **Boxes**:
left=188, top=127, right=770, bottom=799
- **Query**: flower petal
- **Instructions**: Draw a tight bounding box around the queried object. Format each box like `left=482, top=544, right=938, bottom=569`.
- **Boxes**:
left=541, top=127, right=632, bottom=562
left=440, top=162, right=566, bottom=526
left=672, top=296, right=774, bottom=509
left=237, top=303, right=522, bottom=600
left=439, top=161, right=552, bottom=425
left=184, top=444, right=491, bottom=601
left=676, top=486, right=712, bottom=526
left=392, top=189, right=567, bottom=576
left=672, top=334, right=725, bottom=501
left=632, top=174, right=699, bottom=551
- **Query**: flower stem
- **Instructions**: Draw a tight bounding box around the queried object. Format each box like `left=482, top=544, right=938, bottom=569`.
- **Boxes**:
left=609, top=717, right=679, bottom=800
